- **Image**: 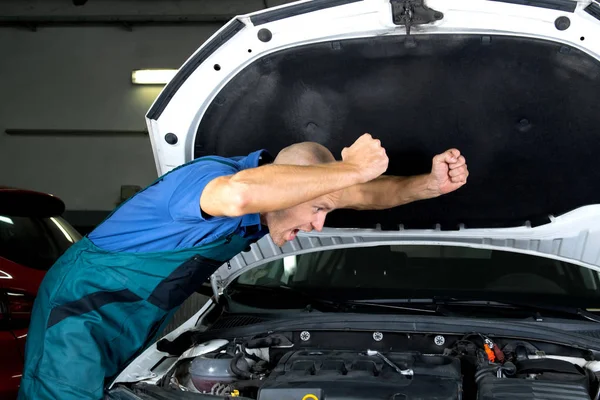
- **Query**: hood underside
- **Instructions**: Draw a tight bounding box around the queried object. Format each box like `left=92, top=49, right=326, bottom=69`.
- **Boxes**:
left=195, top=34, right=600, bottom=230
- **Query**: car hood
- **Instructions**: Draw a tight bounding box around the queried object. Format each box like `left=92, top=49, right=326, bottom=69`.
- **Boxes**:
left=145, top=0, right=600, bottom=286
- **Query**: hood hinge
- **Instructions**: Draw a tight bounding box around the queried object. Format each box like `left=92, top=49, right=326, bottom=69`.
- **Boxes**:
left=390, top=0, right=443, bottom=36
left=210, top=274, right=223, bottom=300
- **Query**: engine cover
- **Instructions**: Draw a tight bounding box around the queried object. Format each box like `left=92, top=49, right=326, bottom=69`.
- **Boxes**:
left=257, top=350, right=462, bottom=400
left=477, top=358, right=591, bottom=400
left=478, top=378, right=590, bottom=400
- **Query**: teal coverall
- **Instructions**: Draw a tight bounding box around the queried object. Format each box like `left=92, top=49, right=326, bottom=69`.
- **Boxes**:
left=18, top=150, right=270, bottom=399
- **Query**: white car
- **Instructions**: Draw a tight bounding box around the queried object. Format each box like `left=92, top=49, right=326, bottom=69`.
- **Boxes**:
left=107, top=0, right=600, bottom=399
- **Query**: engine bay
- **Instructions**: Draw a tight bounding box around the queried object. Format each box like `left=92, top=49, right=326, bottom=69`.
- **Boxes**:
left=113, top=330, right=600, bottom=400
left=245, top=349, right=461, bottom=400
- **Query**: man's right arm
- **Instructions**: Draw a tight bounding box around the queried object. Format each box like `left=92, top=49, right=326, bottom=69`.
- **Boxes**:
left=200, top=134, right=388, bottom=217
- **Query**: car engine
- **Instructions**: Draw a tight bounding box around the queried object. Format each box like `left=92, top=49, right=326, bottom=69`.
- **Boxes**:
left=256, top=350, right=461, bottom=400
left=116, top=331, right=599, bottom=400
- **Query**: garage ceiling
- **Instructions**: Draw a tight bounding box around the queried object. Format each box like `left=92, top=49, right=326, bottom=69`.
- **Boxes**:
left=0, top=0, right=298, bottom=26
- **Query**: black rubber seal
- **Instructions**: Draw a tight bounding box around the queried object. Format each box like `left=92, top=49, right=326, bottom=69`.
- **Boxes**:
left=554, top=16, right=570, bottom=30
left=257, top=28, right=273, bottom=42
left=164, top=132, right=178, bottom=144
left=487, top=0, right=576, bottom=12
left=146, top=19, right=246, bottom=121
left=585, top=1, right=600, bottom=20
left=47, top=289, right=142, bottom=328
left=251, top=0, right=363, bottom=26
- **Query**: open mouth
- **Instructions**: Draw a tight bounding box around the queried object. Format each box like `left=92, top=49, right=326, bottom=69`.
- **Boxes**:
left=288, top=229, right=300, bottom=241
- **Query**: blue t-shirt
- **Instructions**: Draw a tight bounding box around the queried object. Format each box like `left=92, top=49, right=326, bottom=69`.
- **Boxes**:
left=89, top=150, right=270, bottom=253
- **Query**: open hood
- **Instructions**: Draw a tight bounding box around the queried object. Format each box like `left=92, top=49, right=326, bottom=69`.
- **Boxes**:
left=145, top=0, right=600, bottom=277
left=211, top=204, right=600, bottom=290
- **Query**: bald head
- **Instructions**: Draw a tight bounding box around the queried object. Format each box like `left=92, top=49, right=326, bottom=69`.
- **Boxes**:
left=274, top=142, right=335, bottom=166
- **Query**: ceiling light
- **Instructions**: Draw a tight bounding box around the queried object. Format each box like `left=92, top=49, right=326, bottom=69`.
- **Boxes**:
left=131, top=69, right=178, bottom=85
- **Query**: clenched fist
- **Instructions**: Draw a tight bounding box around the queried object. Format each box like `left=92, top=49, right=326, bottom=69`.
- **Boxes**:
left=342, top=133, right=389, bottom=183
left=427, top=149, right=469, bottom=196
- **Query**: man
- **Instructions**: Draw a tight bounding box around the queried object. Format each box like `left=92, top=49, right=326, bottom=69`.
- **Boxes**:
left=19, top=133, right=468, bottom=399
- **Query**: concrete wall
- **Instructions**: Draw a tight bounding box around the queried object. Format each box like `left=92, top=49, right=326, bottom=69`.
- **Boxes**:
left=0, top=24, right=221, bottom=214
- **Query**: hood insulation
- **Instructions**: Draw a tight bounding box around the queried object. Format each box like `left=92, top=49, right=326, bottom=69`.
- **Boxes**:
left=195, top=34, right=600, bottom=230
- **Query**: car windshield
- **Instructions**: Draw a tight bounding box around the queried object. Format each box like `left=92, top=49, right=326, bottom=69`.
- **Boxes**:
left=0, top=215, right=81, bottom=270
left=228, top=245, right=600, bottom=308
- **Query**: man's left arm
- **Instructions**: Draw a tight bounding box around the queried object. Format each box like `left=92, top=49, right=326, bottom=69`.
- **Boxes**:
left=334, top=149, right=469, bottom=210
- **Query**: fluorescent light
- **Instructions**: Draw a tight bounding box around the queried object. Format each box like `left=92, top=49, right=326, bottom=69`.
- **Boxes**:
left=131, top=69, right=177, bottom=85
left=0, top=216, right=13, bottom=225
left=50, top=217, right=73, bottom=243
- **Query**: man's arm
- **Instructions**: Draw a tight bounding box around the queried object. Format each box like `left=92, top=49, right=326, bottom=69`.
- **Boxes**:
left=335, top=175, right=436, bottom=210
left=200, top=134, right=388, bottom=217
left=334, top=149, right=469, bottom=210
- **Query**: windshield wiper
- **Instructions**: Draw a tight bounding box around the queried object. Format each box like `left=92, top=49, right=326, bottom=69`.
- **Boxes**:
left=450, top=299, right=600, bottom=323
left=228, top=285, right=600, bottom=322
left=351, top=297, right=600, bottom=323
left=226, top=284, right=442, bottom=314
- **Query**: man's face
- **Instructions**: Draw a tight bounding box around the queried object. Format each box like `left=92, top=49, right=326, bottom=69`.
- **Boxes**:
left=263, top=194, right=338, bottom=246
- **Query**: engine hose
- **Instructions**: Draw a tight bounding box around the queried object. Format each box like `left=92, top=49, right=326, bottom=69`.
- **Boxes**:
left=502, top=341, right=539, bottom=355
left=475, top=362, right=517, bottom=384
left=475, top=366, right=499, bottom=384
left=501, top=361, right=517, bottom=376
left=230, top=352, right=256, bottom=380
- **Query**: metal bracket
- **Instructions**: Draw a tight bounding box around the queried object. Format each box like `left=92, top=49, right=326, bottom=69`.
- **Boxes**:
left=210, top=275, right=222, bottom=300
left=390, top=0, right=443, bottom=35
left=366, top=350, right=414, bottom=376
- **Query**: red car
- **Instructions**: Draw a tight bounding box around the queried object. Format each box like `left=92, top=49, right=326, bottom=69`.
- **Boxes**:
left=0, top=188, right=81, bottom=399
